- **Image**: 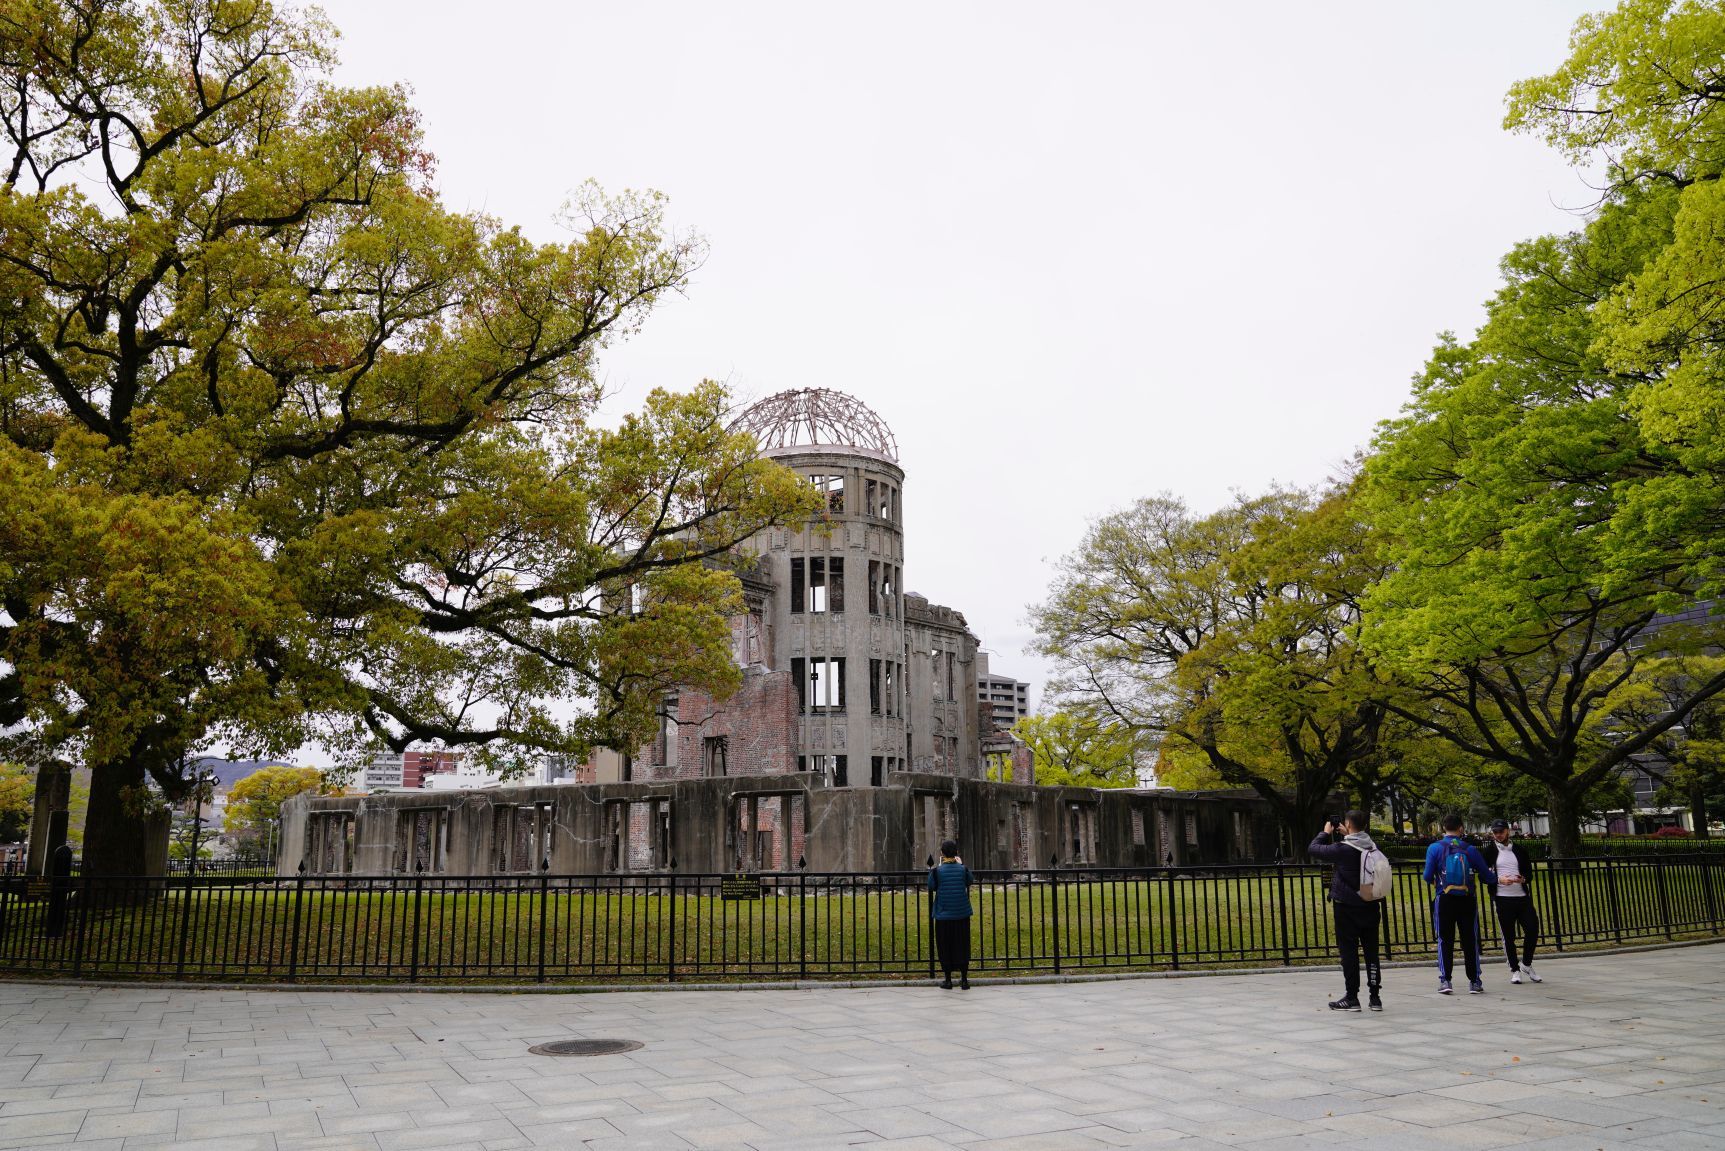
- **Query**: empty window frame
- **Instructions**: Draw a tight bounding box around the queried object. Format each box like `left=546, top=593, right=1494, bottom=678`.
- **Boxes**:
left=810, top=473, right=845, bottom=514
left=793, top=657, right=845, bottom=712
left=1068, top=803, right=1099, bottom=864
left=870, top=658, right=882, bottom=715
left=493, top=802, right=554, bottom=872
left=790, top=556, right=843, bottom=613
left=702, top=735, right=729, bottom=777
left=883, top=661, right=897, bottom=717
left=871, top=755, right=883, bottom=787
left=394, top=808, right=448, bottom=874
left=745, top=608, right=763, bottom=665
left=307, top=813, right=355, bottom=874
left=932, top=650, right=945, bottom=701
left=945, top=651, right=956, bottom=700
left=867, top=482, right=895, bottom=521
left=798, top=754, right=847, bottom=785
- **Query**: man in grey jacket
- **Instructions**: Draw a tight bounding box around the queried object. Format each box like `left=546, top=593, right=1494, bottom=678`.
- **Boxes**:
left=1309, top=810, right=1383, bottom=1012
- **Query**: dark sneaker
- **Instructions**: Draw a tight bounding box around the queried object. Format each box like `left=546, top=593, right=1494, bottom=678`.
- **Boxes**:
left=1469, top=980, right=1485, bottom=994
left=1368, top=993, right=1382, bottom=1012
left=960, top=975, right=970, bottom=990
left=1438, top=978, right=1453, bottom=994
left=940, top=977, right=953, bottom=990
left=1328, top=996, right=1361, bottom=1011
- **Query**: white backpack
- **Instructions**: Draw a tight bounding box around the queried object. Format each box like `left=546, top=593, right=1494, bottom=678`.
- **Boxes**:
left=1351, top=842, right=1393, bottom=902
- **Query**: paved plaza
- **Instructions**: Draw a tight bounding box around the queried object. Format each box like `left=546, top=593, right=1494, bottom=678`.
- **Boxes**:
left=0, top=944, right=1719, bottom=1150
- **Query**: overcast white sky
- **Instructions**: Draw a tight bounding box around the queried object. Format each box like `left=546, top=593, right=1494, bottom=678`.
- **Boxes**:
left=319, top=0, right=1606, bottom=710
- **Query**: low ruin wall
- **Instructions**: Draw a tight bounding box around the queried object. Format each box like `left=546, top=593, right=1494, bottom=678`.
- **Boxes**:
left=280, top=773, right=1280, bottom=877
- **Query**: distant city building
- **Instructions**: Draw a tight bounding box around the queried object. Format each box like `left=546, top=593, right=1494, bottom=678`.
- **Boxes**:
left=975, top=652, right=1030, bottom=732
left=361, top=749, right=460, bottom=790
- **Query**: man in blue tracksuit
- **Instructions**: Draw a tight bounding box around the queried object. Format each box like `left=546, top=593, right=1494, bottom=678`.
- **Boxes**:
left=1422, top=814, right=1495, bottom=994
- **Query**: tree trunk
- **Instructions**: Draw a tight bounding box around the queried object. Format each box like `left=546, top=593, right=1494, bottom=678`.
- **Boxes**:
left=1545, top=783, right=1584, bottom=859
left=81, top=753, right=152, bottom=877
left=1690, top=778, right=1710, bottom=840
left=1282, top=793, right=1332, bottom=861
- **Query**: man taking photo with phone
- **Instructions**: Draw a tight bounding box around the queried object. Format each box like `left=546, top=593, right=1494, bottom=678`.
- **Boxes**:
left=1310, top=810, right=1390, bottom=1012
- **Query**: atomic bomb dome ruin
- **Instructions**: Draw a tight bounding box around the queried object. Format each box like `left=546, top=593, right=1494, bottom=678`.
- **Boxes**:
left=285, top=389, right=1278, bottom=877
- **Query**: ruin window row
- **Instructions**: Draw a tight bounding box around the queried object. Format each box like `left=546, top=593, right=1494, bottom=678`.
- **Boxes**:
left=805, top=473, right=901, bottom=524
left=798, top=754, right=847, bottom=786
left=789, top=558, right=900, bottom=617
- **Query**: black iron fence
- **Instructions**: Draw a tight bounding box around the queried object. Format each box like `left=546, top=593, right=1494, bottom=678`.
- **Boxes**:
left=0, top=854, right=1717, bottom=985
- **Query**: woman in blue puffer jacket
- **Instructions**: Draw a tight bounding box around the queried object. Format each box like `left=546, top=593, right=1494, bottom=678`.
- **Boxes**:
left=927, top=839, right=976, bottom=989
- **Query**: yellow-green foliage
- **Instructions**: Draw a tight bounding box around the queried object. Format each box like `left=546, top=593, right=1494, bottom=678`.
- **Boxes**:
left=0, top=1, right=821, bottom=865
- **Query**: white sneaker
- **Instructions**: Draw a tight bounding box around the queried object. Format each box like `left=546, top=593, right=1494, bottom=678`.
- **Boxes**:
left=1510, top=970, right=1522, bottom=984
left=1524, top=965, right=1542, bottom=983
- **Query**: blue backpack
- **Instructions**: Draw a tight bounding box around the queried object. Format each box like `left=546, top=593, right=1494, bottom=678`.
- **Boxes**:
left=1439, top=838, right=1473, bottom=894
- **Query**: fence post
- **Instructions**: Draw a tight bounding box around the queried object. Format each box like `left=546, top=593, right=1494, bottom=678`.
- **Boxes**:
left=1604, top=855, right=1623, bottom=947
left=173, top=860, right=197, bottom=981
left=68, top=873, right=91, bottom=979
left=536, top=858, right=550, bottom=985
left=1703, top=852, right=1720, bottom=935
left=1544, top=859, right=1565, bottom=952
left=408, top=863, right=425, bottom=984
left=798, top=857, right=808, bottom=983
left=1275, top=861, right=1291, bottom=966
left=926, top=855, right=937, bottom=982
left=1165, top=855, right=1179, bottom=972
left=1049, top=855, right=1061, bottom=975
left=1654, top=855, right=1674, bottom=941
left=665, top=862, right=677, bottom=984
left=285, top=861, right=307, bottom=983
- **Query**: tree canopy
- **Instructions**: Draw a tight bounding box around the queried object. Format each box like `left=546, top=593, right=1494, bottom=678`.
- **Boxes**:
left=222, top=763, right=322, bottom=847
left=0, top=0, right=818, bottom=872
left=1009, top=711, right=1143, bottom=789
left=1360, top=0, right=1725, bottom=854
left=1031, top=484, right=1393, bottom=851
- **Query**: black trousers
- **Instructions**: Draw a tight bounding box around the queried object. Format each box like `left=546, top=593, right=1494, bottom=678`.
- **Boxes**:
left=1333, top=901, right=1381, bottom=998
left=1433, top=893, right=1482, bottom=982
left=1493, top=895, right=1539, bottom=970
left=935, top=917, right=971, bottom=974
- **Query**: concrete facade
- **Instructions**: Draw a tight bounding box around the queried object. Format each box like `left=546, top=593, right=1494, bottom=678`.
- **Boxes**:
left=282, top=774, right=1278, bottom=877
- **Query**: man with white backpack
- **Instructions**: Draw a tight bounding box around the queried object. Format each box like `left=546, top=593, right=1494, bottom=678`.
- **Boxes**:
left=1310, top=809, right=1393, bottom=1012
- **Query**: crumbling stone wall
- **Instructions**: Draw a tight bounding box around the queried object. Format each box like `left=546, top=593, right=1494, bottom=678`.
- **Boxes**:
left=282, top=776, right=1281, bottom=877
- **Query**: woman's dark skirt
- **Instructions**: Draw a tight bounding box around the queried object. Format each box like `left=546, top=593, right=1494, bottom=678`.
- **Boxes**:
left=935, top=916, right=971, bottom=974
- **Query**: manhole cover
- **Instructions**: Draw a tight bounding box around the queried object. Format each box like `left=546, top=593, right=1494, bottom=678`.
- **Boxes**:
left=528, top=1039, right=643, bottom=1057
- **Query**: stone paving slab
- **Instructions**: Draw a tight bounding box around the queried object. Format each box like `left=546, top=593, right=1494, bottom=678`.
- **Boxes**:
left=0, top=944, right=1717, bottom=1148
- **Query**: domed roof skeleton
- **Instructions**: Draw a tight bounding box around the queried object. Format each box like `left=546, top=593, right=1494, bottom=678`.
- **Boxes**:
left=730, top=388, right=899, bottom=463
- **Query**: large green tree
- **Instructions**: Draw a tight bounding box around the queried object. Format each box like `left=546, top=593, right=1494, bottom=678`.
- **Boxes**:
left=221, top=763, right=322, bottom=851
left=0, top=0, right=818, bottom=874
left=1032, top=484, right=1393, bottom=854
left=1363, top=0, right=1725, bottom=857
left=1009, top=711, right=1144, bottom=789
